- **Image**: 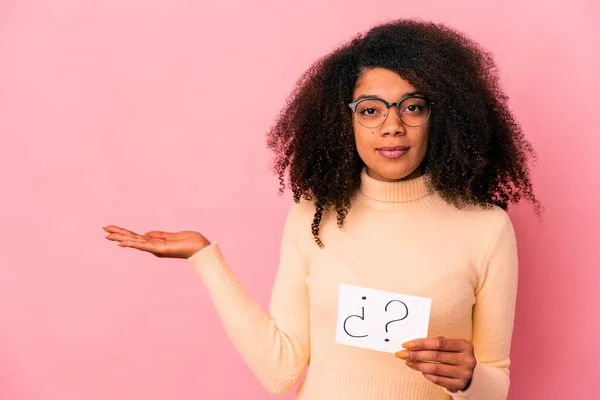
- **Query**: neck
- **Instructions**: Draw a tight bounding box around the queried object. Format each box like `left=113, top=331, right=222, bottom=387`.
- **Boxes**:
left=357, top=167, right=438, bottom=212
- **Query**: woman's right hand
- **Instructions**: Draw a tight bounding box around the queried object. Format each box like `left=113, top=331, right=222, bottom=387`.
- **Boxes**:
left=103, top=225, right=211, bottom=259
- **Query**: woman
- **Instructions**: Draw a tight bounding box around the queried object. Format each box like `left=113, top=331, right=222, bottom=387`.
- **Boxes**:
left=104, top=19, right=539, bottom=399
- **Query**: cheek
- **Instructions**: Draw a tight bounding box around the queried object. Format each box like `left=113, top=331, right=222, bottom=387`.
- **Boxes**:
left=353, top=127, right=375, bottom=157
left=418, top=134, right=428, bottom=152
left=414, top=132, right=429, bottom=164
left=352, top=121, right=373, bottom=150
left=414, top=126, right=429, bottom=150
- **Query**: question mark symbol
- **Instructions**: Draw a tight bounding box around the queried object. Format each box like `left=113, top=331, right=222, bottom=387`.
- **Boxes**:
left=343, top=296, right=369, bottom=338
left=384, top=300, right=409, bottom=342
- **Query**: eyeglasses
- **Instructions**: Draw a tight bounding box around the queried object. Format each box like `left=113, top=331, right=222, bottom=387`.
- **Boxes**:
left=348, top=95, right=432, bottom=128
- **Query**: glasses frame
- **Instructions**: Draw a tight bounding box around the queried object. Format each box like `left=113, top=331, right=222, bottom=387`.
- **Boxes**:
left=348, top=95, right=433, bottom=128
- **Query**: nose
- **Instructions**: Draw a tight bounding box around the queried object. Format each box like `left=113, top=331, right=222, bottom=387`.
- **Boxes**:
left=380, top=106, right=406, bottom=136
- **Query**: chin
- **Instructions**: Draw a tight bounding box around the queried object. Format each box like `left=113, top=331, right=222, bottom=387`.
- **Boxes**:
left=369, top=165, right=422, bottom=182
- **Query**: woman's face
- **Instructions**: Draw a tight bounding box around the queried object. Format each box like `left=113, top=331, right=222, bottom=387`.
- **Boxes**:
left=352, top=67, right=429, bottom=182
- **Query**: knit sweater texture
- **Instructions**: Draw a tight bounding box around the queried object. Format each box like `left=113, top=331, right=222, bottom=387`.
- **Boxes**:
left=187, top=169, right=518, bottom=399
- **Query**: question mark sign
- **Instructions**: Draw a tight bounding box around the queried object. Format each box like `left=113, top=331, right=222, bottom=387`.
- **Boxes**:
left=384, top=300, right=409, bottom=342
left=343, top=296, right=369, bottom=338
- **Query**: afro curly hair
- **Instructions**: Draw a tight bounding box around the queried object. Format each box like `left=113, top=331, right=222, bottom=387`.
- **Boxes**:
left=267, top=19, right=540, bottom=248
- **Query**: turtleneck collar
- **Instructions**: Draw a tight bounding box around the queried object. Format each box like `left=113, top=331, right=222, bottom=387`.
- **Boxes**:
left=356, top=167, right=438, bottom=212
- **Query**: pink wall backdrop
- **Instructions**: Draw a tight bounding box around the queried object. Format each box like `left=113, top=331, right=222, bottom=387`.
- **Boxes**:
left=1, top=1, right=598, bottom=399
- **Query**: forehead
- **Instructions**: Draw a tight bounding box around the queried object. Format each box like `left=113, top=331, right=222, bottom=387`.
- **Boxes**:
left=354, top=67, right=418, bottom=96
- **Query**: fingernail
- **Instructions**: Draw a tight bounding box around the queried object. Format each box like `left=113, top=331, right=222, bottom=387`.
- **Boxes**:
left=118, top=243, right=125, bottom=247
left=103, top=226, right=111, bottom=233
left=395, top=350, right=408, bottom=359
left=405, top=360, right=414, bottom=368
left=402, top=342, right=415, bottom=349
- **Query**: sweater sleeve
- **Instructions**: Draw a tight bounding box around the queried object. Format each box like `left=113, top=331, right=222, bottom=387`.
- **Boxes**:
left=446, top=210, right=519, bottom=400
left=186, top=203, right=310, bottom=396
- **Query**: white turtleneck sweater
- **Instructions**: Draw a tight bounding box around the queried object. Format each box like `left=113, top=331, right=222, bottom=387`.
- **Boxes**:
left=187, top=170, right=518, bottom=399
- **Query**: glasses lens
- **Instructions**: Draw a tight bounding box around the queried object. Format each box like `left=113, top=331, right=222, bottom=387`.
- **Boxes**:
left=355, top=99, right=387, bottom=128
left=399, top=97, right=430, bottom=127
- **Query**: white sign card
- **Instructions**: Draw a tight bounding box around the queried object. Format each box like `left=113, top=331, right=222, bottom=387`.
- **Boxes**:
left=335, top=283, right=432, bottom=353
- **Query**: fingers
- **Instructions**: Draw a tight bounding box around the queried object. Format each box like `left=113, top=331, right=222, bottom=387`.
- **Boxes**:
left=104, top=227, right=151, bottom=248
left=103, top=225, right=141, bottom=237
left=406, top=360, right=459, bottom=378
left=103, top=226, right=175, bottom=241
left=398, top=337, right=476, bottom=392
left=143, top=231, right=176, bottom=239
left=405, top=360, right=472, bottom=392
left=403, top=337, right=469, bottom=352
left=103, top=226, right=173, bottom=256
left=397, top=337, right=475, bottom=372
left=397, top=349, right=461, bottom=365
left=104, top=232, right=142, bottom=243
left=110, top=232, right=154, bottom=251
left=118, top=238, right=155, bottom=252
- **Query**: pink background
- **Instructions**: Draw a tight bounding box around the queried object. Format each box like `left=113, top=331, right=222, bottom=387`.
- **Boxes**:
left=1, top=1, right=598, bottom=399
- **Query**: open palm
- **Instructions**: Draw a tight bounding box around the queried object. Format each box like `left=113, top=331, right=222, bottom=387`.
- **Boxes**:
left=103, top=225, right=209, bottom=259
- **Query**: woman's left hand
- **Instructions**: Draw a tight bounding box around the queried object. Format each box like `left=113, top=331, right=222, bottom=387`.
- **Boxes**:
left=395, top=337, right=476, bottom=392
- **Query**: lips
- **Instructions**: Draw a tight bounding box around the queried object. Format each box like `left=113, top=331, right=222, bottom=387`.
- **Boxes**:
left=377, top=146, right=410, bottom=159
left=378, top=146, right=409, bottom=151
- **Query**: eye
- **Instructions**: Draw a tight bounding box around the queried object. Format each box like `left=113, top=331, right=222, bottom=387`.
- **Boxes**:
left=356, top=99, right=386, bottom=117
left=400, top=98, right=427, bottom=114
left=404, top=104, right=422, bottom=112
left=361, top=108, right=380, bottom=115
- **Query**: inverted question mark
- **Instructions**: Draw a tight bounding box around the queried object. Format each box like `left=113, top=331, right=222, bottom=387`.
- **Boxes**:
left=384, top=300, right=409, bottom=342
left=343, top=296, right=369, bottom=338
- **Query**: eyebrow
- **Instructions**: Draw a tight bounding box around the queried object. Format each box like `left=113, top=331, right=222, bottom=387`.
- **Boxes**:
left=353, top=91, right=422, bottom=102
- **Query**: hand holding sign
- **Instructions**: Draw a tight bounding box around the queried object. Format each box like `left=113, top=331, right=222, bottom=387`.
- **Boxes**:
left=335, top=284, right=432, bottom=353
left=396, top=337, right=476, bottom=393
left=335, top=284, right=475, bottom=392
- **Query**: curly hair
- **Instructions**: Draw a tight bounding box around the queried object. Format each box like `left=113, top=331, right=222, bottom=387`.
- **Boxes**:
left=266, top=19, right=540, bottom=248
